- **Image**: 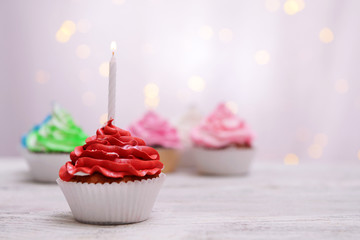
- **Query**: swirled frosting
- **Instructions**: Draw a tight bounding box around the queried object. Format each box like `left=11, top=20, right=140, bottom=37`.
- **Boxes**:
left=191, top=103, right=254, bottom=149
left=24, top=104, right=88, bottom=153
left=59, top=119, right=163, bottom=181
left=22, top=114, right=51, bottom=148
left=128, top=111, right=181, bottom=149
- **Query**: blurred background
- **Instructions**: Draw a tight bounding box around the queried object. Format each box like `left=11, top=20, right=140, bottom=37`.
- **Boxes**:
left=1, top=0, right=359, bottom=164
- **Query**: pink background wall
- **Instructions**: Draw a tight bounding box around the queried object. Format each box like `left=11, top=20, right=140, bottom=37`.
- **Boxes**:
left=1, top=0, right=360, bottom=163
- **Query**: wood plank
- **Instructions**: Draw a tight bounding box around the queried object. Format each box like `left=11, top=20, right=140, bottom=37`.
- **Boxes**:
left=1, top=158, right=359, bottom=239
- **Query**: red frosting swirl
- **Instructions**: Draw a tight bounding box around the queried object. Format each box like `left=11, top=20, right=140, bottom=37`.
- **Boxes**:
left=59, top=120, right=163, bottom=181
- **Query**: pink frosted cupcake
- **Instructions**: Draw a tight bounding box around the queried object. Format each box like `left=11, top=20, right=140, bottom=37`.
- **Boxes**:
left=191, top=103, right=255, bottom=175
left=129, top=111, right=181, bottom=173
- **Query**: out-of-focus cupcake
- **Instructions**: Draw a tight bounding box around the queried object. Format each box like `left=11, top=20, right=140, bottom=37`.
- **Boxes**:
left=57, top=119, right=165, bottom=224
left=191, top=103, right=255, bottom=175
left=22, top=104, right=87, bottom=182
left=177, top=105, right=203, bottom=168
left=129, top=111, right=181, bottom=173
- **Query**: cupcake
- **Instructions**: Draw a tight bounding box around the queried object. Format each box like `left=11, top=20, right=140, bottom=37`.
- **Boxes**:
left=57, top=119, right=165, bottom=224
left=191, top=103, right=255, bottom=175
left=22, top=104, right=87, bottom=182
left=129, top=111, right=181, bottom=173
left=177, top=105, right=203, bottom=167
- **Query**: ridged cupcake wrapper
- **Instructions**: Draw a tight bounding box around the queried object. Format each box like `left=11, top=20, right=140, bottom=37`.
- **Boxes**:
left=22, top=148, right=69, bottom=183
left=193, top=148, right=256, bottom=175
left=57, top=173, right=166, bottom=225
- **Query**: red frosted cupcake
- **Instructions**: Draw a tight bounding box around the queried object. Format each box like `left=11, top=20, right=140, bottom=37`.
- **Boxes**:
left=191, top=103, right=255, bottom=175
left=57, top=120, right=165, bottom=224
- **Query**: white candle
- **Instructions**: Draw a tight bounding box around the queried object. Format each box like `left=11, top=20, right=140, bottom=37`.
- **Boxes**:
left=108, top=41, right=117, bottom=121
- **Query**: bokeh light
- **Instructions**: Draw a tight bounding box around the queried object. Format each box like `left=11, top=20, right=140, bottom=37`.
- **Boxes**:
left=62, top=20, right=76, bottom=35
left=82, top=91, right=96, bottom=106
left=283, top=0, right=305, bottom=15
left=188, top=76, right=206, bottom=92
left=99, top=113, right=108, bottom=125
left=319, top=28, right=334, bottom=43
left=55, top=20, right=76, bottom=43
left=76, top=44, right=91, bottom=59
left=144, top=83, right=159, bottom=99
left=55, top=31, right=70, bottom=43
left=265, top=0, right=281, bottom=12
left=334, top=79, right=348, bottom=94
left=219, top=28, right=233, bottom=43
left=35, top=70, right=50, bottom=84
left=314, top=133, right=328, bottom=147
left=358, top=150, right=360, bottom=160
left=99, top=62, right=109, bottom=77
left=254, top=50, right=270, bottom=65
left=144, top=83, right=160, bottom=109
left=284, top=153, right=299, bottom=165
left=199, top=25, right=214, bottom=40
left=77, top=19, right=91, bottom=33
left=308, top=144, right=323, bottom=159
left=145, top=96, right=160, bottom=109
left=225, top=101, right=238, bottom=114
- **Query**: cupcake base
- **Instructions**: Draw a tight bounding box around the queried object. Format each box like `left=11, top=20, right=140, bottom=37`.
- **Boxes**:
left=57, top=173, right=166, bottom=225
left=22, top=149, right=69, bottom=183
left=155, top=148, right=179, bottom=173
left=193, top=147, right=255, bottom=175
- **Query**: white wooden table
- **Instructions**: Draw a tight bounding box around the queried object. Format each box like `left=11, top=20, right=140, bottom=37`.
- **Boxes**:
left=1, top=158, right=359, bottom=240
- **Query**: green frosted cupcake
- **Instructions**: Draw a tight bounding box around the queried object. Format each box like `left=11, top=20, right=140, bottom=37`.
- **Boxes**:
left=22, top=104, right=88, bottom=182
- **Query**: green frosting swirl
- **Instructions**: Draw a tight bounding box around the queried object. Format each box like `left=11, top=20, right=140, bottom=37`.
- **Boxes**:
left=26, top=104, right=88, bottom=153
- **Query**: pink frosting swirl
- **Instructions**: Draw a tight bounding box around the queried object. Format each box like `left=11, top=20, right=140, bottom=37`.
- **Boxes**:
left=129, top=111, right=181, bottom=149
left=191, top=103, right=254, bottom=149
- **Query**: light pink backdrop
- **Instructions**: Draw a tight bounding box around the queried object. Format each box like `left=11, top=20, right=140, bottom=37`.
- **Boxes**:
left=1, top=0, right=360, bottom=163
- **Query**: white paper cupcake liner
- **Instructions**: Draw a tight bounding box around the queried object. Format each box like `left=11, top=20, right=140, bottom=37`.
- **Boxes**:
left=193, top=147, right=255, bottom=175
left=21, top=148, right=69, bottom=183
left=57, top=173, right=166, bottom=225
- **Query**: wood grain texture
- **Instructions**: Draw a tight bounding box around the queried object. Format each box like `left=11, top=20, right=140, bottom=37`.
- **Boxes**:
left=1, top=158, right=360, bottom=240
